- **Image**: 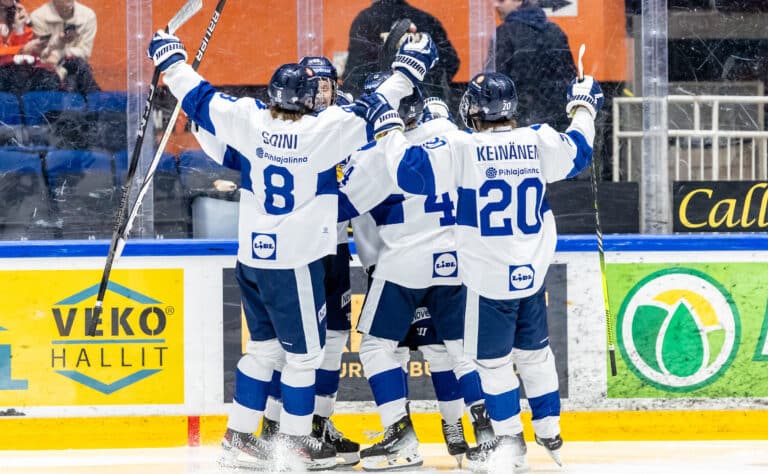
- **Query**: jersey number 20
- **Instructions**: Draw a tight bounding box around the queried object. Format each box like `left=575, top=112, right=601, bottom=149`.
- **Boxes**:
left=457, top=177, right=544, bottom=236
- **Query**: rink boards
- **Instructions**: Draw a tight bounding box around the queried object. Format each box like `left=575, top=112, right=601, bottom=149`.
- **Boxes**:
left=0, top=235, right=767, bottom=449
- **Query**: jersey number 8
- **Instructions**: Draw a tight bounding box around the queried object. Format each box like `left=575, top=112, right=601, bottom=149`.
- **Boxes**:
left=263, top=165, right=295, bottom=215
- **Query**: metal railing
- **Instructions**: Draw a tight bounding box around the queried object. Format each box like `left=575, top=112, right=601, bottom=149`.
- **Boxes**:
left=613, top=95, right=768, bottom=182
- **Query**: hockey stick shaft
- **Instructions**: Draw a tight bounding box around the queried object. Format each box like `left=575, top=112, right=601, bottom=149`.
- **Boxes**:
left=579, top=44, right=618, bottom=376
left=120, top=0, right=227, bottom=246
left=86, top=0, right=203, bottom=337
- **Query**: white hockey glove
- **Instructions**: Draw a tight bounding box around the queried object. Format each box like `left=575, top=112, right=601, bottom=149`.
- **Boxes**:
left=353, top=93, right=404, bottom=138
left=421, top=97, right=452, bottom=122
left=392, top=33, right=439, bottom=86
left=566, top=75, right=604, bottom=120
left=147, top=29, right=187, bottom=72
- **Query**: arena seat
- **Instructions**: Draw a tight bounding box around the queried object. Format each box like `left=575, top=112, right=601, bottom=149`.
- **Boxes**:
left=0, top=92, right=23, bottom=146
left=21, top=91, right=87, bottom=147
left=0, top=148, right=54, bottom=239
left=44, top=149, right=116, bottom=239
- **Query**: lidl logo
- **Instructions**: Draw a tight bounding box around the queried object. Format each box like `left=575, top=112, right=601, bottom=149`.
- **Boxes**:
left=0, top=269, right=184, bottom=406
left=617, top=268, right=740, bottom=392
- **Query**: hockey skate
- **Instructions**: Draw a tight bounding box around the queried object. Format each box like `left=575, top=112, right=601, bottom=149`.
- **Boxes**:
left=360, top=415, right=423, bottom=471
left=465, top=433, right=528, bottom=473
left=312, top=414, right=361, bottom=466
left=273, top=432, right=338, bottom=471
left=218, top=428, right=273, bottom=470
left=260, top=416, right=279, bottom=442
left=469, top=403, right=495, bottom=445
left=440, top=418, right=469, bottom=467
left=535, top=433, right=563, bottom=466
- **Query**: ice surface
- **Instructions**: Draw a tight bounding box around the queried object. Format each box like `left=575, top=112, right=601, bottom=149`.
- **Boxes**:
left=1, top=441, right=767, bottom=474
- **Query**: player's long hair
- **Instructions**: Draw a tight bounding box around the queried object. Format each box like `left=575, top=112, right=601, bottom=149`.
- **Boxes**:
left=473, top=118, right=517, bottom=132
left=269, top=106, right=304, bottom=122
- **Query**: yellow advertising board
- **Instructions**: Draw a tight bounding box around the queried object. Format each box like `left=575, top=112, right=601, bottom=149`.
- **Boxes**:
left=0, top=269, right=184, bottom=406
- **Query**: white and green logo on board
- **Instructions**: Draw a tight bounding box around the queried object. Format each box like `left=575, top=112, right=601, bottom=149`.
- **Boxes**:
left=616, top=268, right=741, bottom=392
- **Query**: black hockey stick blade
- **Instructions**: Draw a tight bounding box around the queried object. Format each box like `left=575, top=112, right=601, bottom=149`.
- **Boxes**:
left=379, top=18, right=414, bottom=71
left=86, top=0, right=204, bottom=337
left=119, top=0, right=229, bottom=257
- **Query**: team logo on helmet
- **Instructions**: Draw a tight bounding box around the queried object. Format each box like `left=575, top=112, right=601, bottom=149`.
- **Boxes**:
left=617, top=268, right=740, bottom=392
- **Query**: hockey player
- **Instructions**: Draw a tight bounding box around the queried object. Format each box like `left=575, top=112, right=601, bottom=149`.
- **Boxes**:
left=353, top=74, right=492, bottom=468
left=257, top=56, right=362, bottom=467
left=191, top=87, right=362, bottom=466
left=339, top=71, right=602, bottom=472
left=337, top=74, right=476, bottom=470
left=147, top=29, right=437, bottom=470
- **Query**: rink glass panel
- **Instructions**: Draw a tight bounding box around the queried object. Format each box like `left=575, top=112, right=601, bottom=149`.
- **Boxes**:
left=3, top=2, right=767, bottom=240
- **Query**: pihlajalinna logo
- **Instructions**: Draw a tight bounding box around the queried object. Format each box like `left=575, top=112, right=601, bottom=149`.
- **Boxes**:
left=617, top=268, right=740, bottom=392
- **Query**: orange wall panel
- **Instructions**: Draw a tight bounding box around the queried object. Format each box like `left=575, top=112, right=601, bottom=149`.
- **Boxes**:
left=20, top=1, right=627, bottom=90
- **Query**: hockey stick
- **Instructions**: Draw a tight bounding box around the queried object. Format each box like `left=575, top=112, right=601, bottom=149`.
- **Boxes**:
left=379, top=18, right=414, bottom=71
left=86, top=0, right=203, bottom=337
left=578, top=44, right=617, bottom=376
left=119, top=0, right=228, bottom=253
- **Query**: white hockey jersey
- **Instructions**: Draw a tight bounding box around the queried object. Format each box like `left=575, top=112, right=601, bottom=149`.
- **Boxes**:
left=345, top=117, right=459, bottom=288
left=163, top=63, right=412, bottom=269
left=341, top=109, right=595, bottom=299
left=193, top=120, right=351, bottom=248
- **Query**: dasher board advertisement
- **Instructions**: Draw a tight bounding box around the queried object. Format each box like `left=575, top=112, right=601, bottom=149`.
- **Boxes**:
left=607, top=263, right=768, bottom=397
left=0, top=269, right=184, bottom=406
left=673, top=181, right=768, bottom=232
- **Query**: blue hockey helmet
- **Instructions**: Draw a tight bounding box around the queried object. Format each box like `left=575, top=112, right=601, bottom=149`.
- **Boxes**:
left=268, top=63, right=319, bottom=113
left=459, top=72, right=517, bottom=130
left=363, top=70, right=424, bottom=126
left=300, top=56, right=338, bottom=109
left=298, top=56, right=338, bottom=81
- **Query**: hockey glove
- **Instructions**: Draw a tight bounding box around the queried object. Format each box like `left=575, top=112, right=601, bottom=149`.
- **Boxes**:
left=353, top=93, right=404, bottom=138
left=566, top=75, right=604, bottom=120
left=392, top=33, right=439, bottom=86
left=421, top=97, right=453, bottom=122
left=147, top=30, right=187, bottom=72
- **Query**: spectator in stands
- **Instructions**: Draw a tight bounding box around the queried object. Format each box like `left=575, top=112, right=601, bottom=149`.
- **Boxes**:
left=1, top=0, right=39, bottom=58
left=31, top=0, right=99, bottom=94
left=0, top=0, right=61, bottom=94
left=342, top=0, right=459, bottom=99
left=493, top=0, right=576, bottom=131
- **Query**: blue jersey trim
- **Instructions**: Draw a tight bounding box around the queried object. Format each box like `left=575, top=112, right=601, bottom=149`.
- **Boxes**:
left=397, top=146, right=435, bottom=195
left=238, top=155, right=253, bottom=193
left=316, top=165, right=338, bottom=196
left=565, top=130, right=593, bottom=178
left=369, top=194, right=405, bottom=226
left=222, top=146, right=242, bottom=171
left=181, top=81, right=217, bottom=134
left=338, top=192, right=360, bottom=221
left=456, top=187, right=478, bottom=227
left=2, top=235, right=767, bottom=258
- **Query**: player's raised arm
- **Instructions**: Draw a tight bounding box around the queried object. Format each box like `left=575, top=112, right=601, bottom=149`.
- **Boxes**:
left=539, top=74, right=604, bottom=182
left=338, top=94, right=457, bottom=222
left=147, top=30, right=266, bottom=154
